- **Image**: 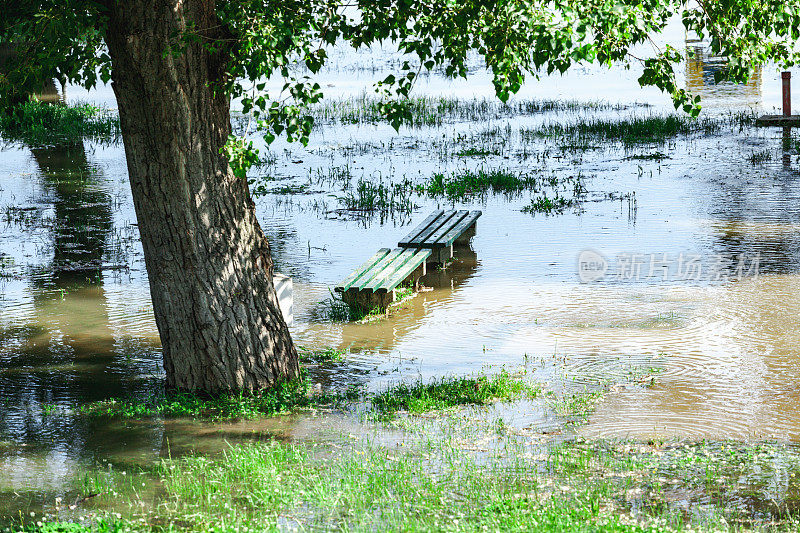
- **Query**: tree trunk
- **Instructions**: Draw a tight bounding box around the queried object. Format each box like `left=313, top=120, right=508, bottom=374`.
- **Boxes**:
left=103, top=0, right=299, bottom=393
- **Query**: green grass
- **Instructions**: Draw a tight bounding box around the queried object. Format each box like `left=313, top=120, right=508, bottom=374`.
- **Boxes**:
left=76, top=370, right=539, bottom=422
left=418, top=168, right=539, bottom=198
left=78, top=370, right=356, bottom=420
left=0, top=100, right=120, bottom=145
left=521, top=112, right=755, bottom=145
left=14, top=378, right=800, bottom=532
left=22, top=434, right=800, bottom=532
left=339, top=177, right=415, bottom=215
left=372, top=371, right=541, bottom=415
left=309, top=94, right=633, bottom=128
left=521, top=194, right=577, bottom=215
left=298, top=346, right=346, bottom=363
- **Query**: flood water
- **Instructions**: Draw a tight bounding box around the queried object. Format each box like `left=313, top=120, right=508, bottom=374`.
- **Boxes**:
left=3, top=21, right=800, bottom=517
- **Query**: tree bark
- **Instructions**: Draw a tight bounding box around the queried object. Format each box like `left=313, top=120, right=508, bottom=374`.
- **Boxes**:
left=103, top=0, right=299, bottom=393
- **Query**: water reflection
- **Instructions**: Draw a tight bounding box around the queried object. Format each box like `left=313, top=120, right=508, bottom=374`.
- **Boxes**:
left=0, top=139, right=163, bottom=518
left=685, top=44, right=762, bottom=107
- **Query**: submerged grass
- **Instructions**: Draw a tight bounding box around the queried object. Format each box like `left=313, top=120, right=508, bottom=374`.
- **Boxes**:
left=0, top=100, right=120, bottom=145
left=522, top=112, right=755, bottom=145
left=338, top=177, right=415, bottom=215
left=297, top=346, right=346, bottom=363
left=310, top=93, right=635, bottom=128
left=372, top=371, right=541, bottom=415
left=12, top=371, right=800, bottom=531
left=418, top=168, right=539, bottom=198
left=522, top=194, right=577, bottom=215
left=78, top=370, right=356, bottom=420
left=19, top=431, right=800, bottom=532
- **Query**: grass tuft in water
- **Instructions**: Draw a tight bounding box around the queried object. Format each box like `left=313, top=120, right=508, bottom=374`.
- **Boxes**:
left=78, top=370, right=355, bottom=420
left=298, top=346, right=346, bottom=363
left=0, top=100, right=120, bottom=145
left=455, top=147, right=501, bottom=157
left=419, top=168, right=539, bottom=199
left=317, top=292, right=382, bottom=322
left=309, top=93, right=635, bottom=128
left=338, top=177, right=415, bottom=215
left=522, top=112, right=755, bottom=145
left=747, top=149, right=772, bottom=165
left=372, top=370, right=541, bottom=415
left=522, top=194, right=577, bottom=215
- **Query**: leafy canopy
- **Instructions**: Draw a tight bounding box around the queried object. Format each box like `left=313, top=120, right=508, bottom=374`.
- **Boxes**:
left=1, top=0, right=799, bottom=174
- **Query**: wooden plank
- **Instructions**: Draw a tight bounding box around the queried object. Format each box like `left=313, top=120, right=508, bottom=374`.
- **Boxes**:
left=756, top=114, right=800, bottom=127
left=350, top=248, right=405, bottom=289
left=335, top=248, right=391, bottom=292
left=425, top=210, right=469, bottom=245
left=376, top=249, right=431, bottom=292
left=432, top=210, right=482, bottom=248
left=363, top=248, right=418, bottom=291
left=404, top=210, right=458, bottom=247
left=398, top=209, right=444, bottom=246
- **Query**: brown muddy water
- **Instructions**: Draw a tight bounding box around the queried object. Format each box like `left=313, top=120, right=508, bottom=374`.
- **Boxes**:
left=3, top=28, right=800, bottom=519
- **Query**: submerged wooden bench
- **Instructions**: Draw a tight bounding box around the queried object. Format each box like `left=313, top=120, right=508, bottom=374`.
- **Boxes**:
left=335, top=209, right=481, bottom=310
left=335, top=247, right=431, bottom=309
left=398, top=209, right=481, bottom=263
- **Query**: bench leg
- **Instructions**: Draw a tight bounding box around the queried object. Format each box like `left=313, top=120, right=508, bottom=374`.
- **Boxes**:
left=409, top=260, right=427, bottom=289
left=426, top=246, right=454, bottom=266
left=454, top=221, right=476, bottom=245
left=341, top=288, right=393, bottom=312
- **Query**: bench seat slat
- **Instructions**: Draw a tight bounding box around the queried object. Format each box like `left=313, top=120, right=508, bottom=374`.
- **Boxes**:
left=334, top=248, right=391, bottom=292
left=433, top=210, right=482, bottom=248
left=425, top=210, right=469, bottom=245
left=398, top=209, right=448, bottom=246
left=410, top=210, right=458, bottom=246
left=349, top=248, right=405, bottom=289
left=363, top=249, right=418, bottom=291
left=376, top=249, right=431, bottom=293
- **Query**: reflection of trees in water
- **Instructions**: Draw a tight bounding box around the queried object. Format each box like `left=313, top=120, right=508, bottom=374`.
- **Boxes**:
left=0, top=137, right=162, bottom=469
left=30, top=143, right=113, bottom=282
left=684, top=43, right=800, bottom=273
left=685, top=45, right=762, bottom=105
left=706, top=171, right=800, bottom=275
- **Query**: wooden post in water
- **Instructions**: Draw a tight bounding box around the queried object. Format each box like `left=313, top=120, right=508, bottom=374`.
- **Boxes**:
left=756, top=72, right=799, bottom=127
left=783, top=72, right=792, bottom=117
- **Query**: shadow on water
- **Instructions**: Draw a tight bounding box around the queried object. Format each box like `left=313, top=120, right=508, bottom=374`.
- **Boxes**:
left=0, top=139, right=158, bottom=518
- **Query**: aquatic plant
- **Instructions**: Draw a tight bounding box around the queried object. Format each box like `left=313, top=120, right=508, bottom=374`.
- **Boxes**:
left=747, top=149, right=772, bottom=165
left=78, top=370, right=357, bottom=420
left=522, top=194, right=577, bottom=215
left=455, top=147, right=502, bottom=157
left=372, top=370, right=541, bottom=415
left=521, top=112, right=756, bottom=145
left=419, top=168, right=540, bottom=198
left=0, top=101, right=120, bottom=145
left=308, top=93, right=632, bottom=128
left=338, top=177, right=415, bottom=215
